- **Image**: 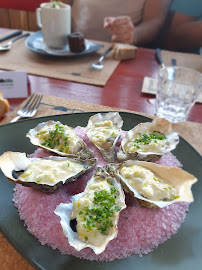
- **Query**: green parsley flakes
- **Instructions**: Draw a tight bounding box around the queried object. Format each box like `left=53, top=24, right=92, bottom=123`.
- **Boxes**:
left=80, top=188, right=121, bottom=235
left=134, top=131, right=166, bottom=148
left=40, top=124, right=70, bottom=152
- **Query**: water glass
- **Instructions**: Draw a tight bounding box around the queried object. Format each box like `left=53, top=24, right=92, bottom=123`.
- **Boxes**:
left=155, top=66, right=202, bottom=123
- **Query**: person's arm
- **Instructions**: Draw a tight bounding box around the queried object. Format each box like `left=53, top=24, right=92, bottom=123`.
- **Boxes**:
left=133, top=0, right=172, bottom=45
left=165, top=19, right=202, bottom=50
left=104, top=0, right=172, bottom=45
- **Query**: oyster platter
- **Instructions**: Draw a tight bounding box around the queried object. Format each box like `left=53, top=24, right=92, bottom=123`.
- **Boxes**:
left=0, top=112, right=199, bottom=269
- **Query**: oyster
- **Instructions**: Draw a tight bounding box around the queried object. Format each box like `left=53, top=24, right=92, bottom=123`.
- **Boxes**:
left=86, top=112, right=123, bottom=162
left=117, top=118, right=179, bottom=162
left=54, top=166, right=126, bottom=254
left=26, top=121, right=94, bottom=160
left=0, top=151, right=97, bottom=193
left=106, top=160, right=197, bottom=208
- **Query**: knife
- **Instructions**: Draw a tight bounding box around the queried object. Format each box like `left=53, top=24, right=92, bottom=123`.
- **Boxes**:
left=171, top=58, right=177, bottom=67
left=155, top=48, right=165, bottom=68
left=0, top=29, right=23, bottom=43
left=155, top=48, right=176, bottom=80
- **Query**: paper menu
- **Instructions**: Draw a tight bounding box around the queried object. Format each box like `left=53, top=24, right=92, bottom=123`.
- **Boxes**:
left=0, top=71, right=28, bottom=98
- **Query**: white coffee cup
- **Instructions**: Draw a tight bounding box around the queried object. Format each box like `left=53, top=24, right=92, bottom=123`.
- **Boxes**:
left=36, top=2, right=71, bottom=49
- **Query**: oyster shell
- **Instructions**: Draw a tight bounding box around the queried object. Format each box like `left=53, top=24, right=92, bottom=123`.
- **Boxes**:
left=117, top=118, right=179, bottom=162
left=26, top=121, right=94, bottom=160
left=86, top=112, right=123, bottom=162
left=0, top=151, right=97, bottom=193
left=106, top=160, right=197, bottom=208
left=54, top=166, right=126, bottom=254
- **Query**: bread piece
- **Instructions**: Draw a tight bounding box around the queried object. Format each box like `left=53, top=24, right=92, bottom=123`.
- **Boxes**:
left=112, top=43, right=136, bottom=61
left=0, top=94, right=10, bottom=118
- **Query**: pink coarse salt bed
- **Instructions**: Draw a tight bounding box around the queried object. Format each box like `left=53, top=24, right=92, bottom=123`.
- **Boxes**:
left=13, top=127, right=189, bottom=261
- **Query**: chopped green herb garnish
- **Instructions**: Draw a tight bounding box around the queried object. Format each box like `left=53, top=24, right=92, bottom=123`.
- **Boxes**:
left=110, top=187, right=118, bottom=194
left=114, top=206, right=121, bottom=211
left=51, top=1, right=62, bottom=8
left=134, top=131, right=166, bottom=148
left=80, top=188, right=121, bottom=235
left=39, top=124, right=70, bottom=153
left=153, top=177, right=160, bottom=182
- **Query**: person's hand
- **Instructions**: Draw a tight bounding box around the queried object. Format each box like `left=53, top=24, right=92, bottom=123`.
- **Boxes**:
left=104, top=16, right=135, bottom=44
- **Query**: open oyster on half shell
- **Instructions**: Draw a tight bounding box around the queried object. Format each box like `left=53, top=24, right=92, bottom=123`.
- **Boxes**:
left=106, top=160, right=197, bottom=208
left=26, top=121, right=94, bottom=160
left=55, top=166, right=126, bottom=254
left=86, top=112, right=123, bottom=162
left=117, top=118, right=179, bottom=162
left=0, top=152, right=97, bottom=193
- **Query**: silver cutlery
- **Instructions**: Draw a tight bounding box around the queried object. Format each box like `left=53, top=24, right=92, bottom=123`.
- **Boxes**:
left=91, top=46, right=112, bottom=70
left=10, top=93, right=43, bottom=123
left=155, top=48, right=165, bottom=68
left=171, top=58, right=177, bottom=67
left=0, top=33, right=30, bottom=51
left=155, top=48, right=176, bottom=81
left=0, top=29, right=22, bottom=43
left=169, top=59, right=177, bottom=81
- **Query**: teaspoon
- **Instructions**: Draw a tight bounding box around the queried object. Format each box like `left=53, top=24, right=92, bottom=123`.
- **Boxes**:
left=0, top=33, right=30, bottom=51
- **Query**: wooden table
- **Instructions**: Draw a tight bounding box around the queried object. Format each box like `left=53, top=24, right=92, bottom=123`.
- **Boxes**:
left=0, top=28, right=201, bottom=123
left=0, top=27, right=202, bottom=270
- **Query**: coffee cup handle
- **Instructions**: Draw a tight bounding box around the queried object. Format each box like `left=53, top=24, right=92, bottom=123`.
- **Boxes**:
left=36, top=8, right=42, bottom=28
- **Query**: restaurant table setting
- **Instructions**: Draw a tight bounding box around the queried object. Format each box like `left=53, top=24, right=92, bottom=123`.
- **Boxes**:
left=142, top=49, right=202, bottom=98
left=0, top=15, right=202, bottom=268
left=0, top=31, right=119, bottom=86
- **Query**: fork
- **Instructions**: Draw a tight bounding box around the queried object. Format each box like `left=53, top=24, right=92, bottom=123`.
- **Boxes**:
left=10, top=93, right=43, bottom=123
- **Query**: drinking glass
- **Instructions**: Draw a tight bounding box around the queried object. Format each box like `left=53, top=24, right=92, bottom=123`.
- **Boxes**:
left=155, top=66, right=202, bottom=123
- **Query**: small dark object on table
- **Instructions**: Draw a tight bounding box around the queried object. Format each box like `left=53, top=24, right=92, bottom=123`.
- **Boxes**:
left=68, top=32, right=86, bottom=53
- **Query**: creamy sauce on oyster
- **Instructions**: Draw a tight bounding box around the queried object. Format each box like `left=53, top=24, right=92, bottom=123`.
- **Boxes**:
left=124, top=131, right=168, bottom=153
left=36, top=123, right=81, bottom=154
left=18, top=160, right=83, bottom=185
left=87, top=120, right=119, bottom=149
left=71, top=176, right=122, bottom=246
left=120, top=165, right=179, bottom=201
